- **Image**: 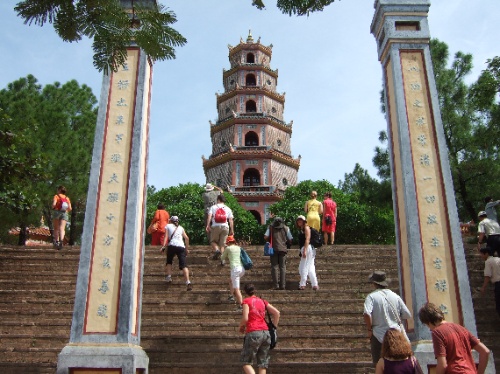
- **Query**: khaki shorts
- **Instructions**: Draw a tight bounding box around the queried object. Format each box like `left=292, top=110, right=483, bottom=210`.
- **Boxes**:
left=210, top=225, right=229, bottom=248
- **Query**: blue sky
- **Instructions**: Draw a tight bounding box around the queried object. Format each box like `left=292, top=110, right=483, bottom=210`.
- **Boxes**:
left=1, top=1, right=499, bottom=190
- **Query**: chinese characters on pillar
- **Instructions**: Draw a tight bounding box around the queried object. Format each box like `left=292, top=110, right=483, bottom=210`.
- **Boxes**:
left=84, top=50, right=140, bottom=333
left=402, top=51, right=459, bottom=319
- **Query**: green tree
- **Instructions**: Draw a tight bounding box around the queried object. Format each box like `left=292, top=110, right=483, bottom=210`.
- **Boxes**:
left=269, top=180, right=395, bottom=244
left=146, top=183, right=262, bottom=245
left=15, top=0, right=187, bottom=73
left=0, top=75, right=98, bottom=245
left=430, top=40, right=500, bottom=220
left=252, top=0, right=338, bottom=16
left=374, top=41, right=500, bottom=221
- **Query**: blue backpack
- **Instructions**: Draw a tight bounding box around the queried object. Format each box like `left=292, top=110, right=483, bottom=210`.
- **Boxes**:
left=240, top=247, right=253, bottom=270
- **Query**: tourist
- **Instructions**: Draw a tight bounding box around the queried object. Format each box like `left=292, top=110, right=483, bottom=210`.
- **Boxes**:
left=375, top=328, right=422, bottom=374
left=479, top=247, right=500, bottom=317
left=52, top=185, right=72, bottom=250
left=304, top=190, right=323, bottom=231
left=418, top=302, right=490, bottom=374
left=206, top=194, right=234, bottom=263
left=321, top=192, right=337, bottom=245
left=264, top=217, right=292, bottom=290
left=150, top=203, right=170, bottom=246
left=221, top=235, right=245, bottom=308
left=202, top=183, right=223, bottom=242
left=364, top=270, right=412, bottom=365
left=477, top=210, right=500, bottom=257
left=239, top=283, right=280, bottom=374
left=161, top=216, right=192, bottom=291
left=296, top=215, right=319, bottom=290
left=484, top=196, right=500, bottom=222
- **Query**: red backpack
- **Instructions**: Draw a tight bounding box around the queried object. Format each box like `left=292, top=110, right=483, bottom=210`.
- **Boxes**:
left=214, top=205, right=227, bottom=223
left=56, top=195, right=69, bottom=212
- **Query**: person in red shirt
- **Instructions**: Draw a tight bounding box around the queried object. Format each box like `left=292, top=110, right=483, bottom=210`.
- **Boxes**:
left=418, top=303, right=490, bottom=374
left=322, top=192, right=337, bottom=245
left=239, top=283, right=280, bottom=374
left=151, top=204, right=170, bottom=246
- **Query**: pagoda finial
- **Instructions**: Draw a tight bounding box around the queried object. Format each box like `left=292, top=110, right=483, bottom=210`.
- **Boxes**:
left=247, top=30, right=254, bottom=43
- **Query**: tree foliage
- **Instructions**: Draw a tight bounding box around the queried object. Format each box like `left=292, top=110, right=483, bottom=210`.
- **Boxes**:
left=252, top=0, right=338, bottom=16
left=376, top=40, right=500, bottom=221
left=146, top=183, right=262, bottom=245
left=268, top=180, right=395, bottom=244
left=15, top=0, right=187, bottom=73
left=0, top=75, right=97, bottom=245
left=429, top=40, right=500, bottom=220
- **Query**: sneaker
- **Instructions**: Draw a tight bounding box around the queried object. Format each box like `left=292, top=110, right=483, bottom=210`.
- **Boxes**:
left=220, top=261, right=225, bottom=266
left=235, top=305, right=243, bottom=312
left=228, top=295, right=235, bottom=302
left=212, top=250, right=221, bottom=260
left=313, top=286, right=319, bottom=291
left=186, top=283, right=193, bottom=291
left=57, top=241, right=63, bottom=250
left=165, top=275, right=172, bottom=283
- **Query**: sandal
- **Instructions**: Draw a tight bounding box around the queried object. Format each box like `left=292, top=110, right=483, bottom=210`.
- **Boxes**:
left=313, top=286, right=319, bottom=291
left=298, top=286, right=305, bottom=290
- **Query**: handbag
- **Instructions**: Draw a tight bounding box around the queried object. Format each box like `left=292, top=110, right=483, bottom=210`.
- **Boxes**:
left=411, top=355, right=424, bottom=374
left=266, top=307, right=277, bottom=349
left=147, top=221, right=158, bottom=234
left=264, top=226, right=274, bottom=256
left=240, top=247, right=253, bottom=270
left=264, top=242, right=274, bottom=256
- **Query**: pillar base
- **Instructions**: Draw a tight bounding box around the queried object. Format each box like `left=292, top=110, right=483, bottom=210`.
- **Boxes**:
left=57, top=344, right=149, bottom=374
left=413, top=340, right=496, bottom=373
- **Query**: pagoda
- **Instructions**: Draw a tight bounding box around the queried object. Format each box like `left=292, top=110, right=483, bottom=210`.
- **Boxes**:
left=202, top=31, right=300, bottom=223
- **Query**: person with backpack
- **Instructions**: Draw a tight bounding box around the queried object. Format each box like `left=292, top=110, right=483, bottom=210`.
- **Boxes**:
left=221, top=235, right=245, bottom=309
left=161, top=216, right=192, bottom=291
left=202, top=183, right=223, bottom=243
left=264, top=217, right=292, bottom=290
left=51, top=185, right=72, bottom=250
left=239, top=283, right=280, bottom=374
left=206, top=194, right=234, bottom=263
left=295, top=215, right=319, bottom=291
left=322, top=192, right=337, bottom=245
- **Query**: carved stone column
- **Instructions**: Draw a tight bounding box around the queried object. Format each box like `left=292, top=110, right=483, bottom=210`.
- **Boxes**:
left=371, top=1, right=494, bottom=371
left=56, top=7, right=153, bottom=372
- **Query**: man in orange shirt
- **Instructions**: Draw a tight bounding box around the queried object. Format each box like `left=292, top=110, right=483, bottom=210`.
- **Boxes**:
left=151, top=204, right=170, bottom=246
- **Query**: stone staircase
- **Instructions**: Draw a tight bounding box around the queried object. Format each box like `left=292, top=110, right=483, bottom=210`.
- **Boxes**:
left=0, top=243, right=498, bottom=374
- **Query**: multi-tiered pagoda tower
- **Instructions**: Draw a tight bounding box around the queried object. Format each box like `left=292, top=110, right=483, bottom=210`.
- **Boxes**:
left=202, top=32, right=300, bottom=224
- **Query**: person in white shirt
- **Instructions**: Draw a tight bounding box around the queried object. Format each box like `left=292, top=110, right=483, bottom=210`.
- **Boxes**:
left=206, top=194, right=234, bottom=263
left=479, top=247, right=500, bottom=317
left=477, top=210, right=500, bottom=257
left=161, top=216, right=192, bottom=291
left=364, top=270, right=411, bottom=365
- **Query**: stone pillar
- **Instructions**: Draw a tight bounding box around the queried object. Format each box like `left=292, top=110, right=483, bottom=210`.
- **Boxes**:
left=56, top=28, right=152, bottom=374
left=371, top=1, right=494, bottom=372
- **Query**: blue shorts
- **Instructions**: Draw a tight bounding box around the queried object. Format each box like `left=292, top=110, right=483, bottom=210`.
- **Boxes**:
left=240, top=330, right=271, bottom=368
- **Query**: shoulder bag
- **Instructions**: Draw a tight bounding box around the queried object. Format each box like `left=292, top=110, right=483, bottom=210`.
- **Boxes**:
left=266, top=304, right=277, bottom=349
left=264, top=226, right=274, bottom=256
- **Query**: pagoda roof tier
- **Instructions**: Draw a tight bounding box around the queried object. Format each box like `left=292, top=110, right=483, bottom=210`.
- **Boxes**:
left=216, top=86, right=285, bottom=105
left=203, top=148, right=300, bottom=170
left=228, top=42, right=273, bottom=58
left=211, top=115, right=292, bottom=136
left=223, top=64, right=278, bottom=79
